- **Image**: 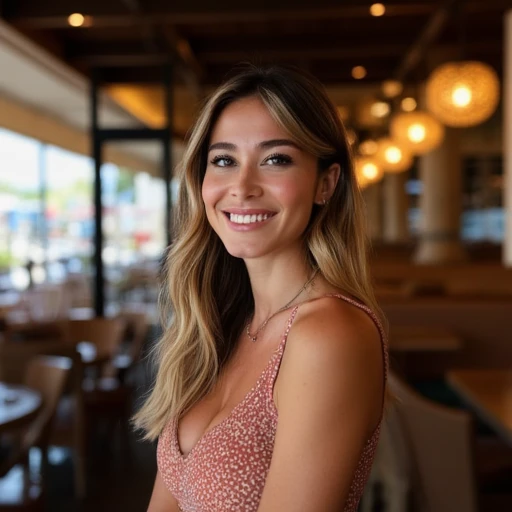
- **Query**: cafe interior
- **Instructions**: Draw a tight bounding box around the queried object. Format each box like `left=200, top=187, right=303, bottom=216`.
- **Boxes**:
left=0, top=0, right=511, bottom=510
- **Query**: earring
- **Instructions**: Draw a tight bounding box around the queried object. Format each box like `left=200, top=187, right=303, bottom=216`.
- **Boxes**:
left=322, top=197, right=329, bottom=206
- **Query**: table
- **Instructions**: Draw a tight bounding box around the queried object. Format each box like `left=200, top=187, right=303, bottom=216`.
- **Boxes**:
left=389, top=325, right=463, bottom=352
left=447, top=369, right=512, bottom=446
left=0, top=382, right=42, bottom=434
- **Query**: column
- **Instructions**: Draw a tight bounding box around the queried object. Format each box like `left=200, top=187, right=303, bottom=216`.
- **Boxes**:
left=383, top=173, right=409, bottom=243
left=504, top=9, right=512, bottom=266
left=363, top=182, right=383, bottom=243
left=414, top=128, right=466, bottom=264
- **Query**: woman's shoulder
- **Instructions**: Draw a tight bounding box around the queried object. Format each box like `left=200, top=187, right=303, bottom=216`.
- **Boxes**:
left=274, top=292, right=385, bottom=434
left=292, top=292, right=382, bottom=346
left=282, top=292, right=384, bottom=385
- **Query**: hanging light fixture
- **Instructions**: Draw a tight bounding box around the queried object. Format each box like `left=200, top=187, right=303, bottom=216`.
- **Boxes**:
left=390, top=111, right=445, bottom=155
left=381, top=80, right=403, bottom=98
left=355, top=157, right=384, bottom=188
left=358, top=139, right=379, bottom=156
left=425, top=61, right=500, bottom=127
left=375, top=138, right=413, bottom=173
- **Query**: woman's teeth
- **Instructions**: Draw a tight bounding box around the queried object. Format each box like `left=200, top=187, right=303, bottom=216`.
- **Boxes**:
left=229, top=213, right=270, bottom=224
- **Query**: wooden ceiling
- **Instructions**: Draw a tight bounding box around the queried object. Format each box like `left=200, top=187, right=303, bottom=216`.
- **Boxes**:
left=0, top=0, right=508, bottom=92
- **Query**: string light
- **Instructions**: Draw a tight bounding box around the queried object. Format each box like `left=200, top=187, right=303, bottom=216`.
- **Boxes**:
left=381, top=80, right=403, bottom=98
left=355, top=157, right=383, bottom=188
left=352, top=66, right=367, bottom=79
left=401, top=97, right=417, bottom=112
left=391, top=111, right=445, bottom=155
left=375, top=138, right=413, bottom=173
left=68, top=13, right=85, bottom=27
left=370, top=3, right=386, bottom=17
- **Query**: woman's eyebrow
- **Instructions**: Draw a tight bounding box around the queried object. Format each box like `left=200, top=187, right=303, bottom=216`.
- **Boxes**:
left=208, top=139, right=299, bottom=152
left=208, top=142, right=236, bottom=152
left=258, top=139, right=300, bottom=150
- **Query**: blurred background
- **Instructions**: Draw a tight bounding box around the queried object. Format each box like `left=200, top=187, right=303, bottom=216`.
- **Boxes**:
left=0, top=1, right=511, bottom=511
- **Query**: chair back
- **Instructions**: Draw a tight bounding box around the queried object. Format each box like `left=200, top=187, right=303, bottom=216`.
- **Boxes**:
left=0, top=355, right=72, bottom=478
left=67, top=318, right=125, bottom=359
left=25, top=355, right=72, bottom=424
left=388, top=372, right=478, bottom=512
left=119, top=310, right=150, bottom=363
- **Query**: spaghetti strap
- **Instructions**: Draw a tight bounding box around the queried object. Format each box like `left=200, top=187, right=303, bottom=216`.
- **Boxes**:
left=322, top=292, right=389, bottom=379
left=265, top=293, right=388, bottom=407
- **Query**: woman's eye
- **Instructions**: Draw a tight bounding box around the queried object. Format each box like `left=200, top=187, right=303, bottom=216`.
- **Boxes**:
left=264, top=153, right=292, bottom=166
left=210, top=155, right=234, bottom=167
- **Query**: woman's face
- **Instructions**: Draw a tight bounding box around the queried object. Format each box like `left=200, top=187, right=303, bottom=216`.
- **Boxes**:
left=202, top=96, right=327, bottom=260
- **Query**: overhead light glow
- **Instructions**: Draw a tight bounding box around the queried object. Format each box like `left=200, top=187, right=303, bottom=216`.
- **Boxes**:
left=401, top=97, right=417, bottom=112
left=385, top=146, right=402, bottom=165
left=452, top=85, right=472, bottom=107
left=362, top=163, right=379, bottom=180
left=407, top=123, right=426, bottom=143
left=426, top=61, right=499, bottom=127
left=370, top=101, right=390, bottom=118
left=359, top=140, right=379, bottom=156
left=370, top=3, right=386, bottom=17
left=381, top=79, right=403, bottom=98
left=352, top=66, right=367, bottom=80
left=68, top=13, right=85, bottom=27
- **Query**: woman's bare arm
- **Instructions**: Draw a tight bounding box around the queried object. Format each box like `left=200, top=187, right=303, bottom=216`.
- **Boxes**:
left=257, top=298, right=384, bottom=511
left=147, top=469, right=180, bottom=512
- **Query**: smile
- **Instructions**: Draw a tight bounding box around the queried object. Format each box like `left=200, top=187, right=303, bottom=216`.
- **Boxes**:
left=229, top=213, right=271, bottom=224
left=221, top=209, right=277, bottom=229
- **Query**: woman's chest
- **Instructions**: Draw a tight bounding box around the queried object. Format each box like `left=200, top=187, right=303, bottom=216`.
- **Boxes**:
left=177, top=343, right=279, bottom=458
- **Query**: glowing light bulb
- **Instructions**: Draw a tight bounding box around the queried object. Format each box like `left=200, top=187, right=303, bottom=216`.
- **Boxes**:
left=359, top=140, right=379, bottom=156
left=68, top=13, right=85, bottom=27
left=401, top=97, right=417, bottom=112
left=370, top=101, right=390, bottom=118
left=452, top=86, right=472, bottom=107
left=370, top=3, right=386, bottom=16
left=362, top=163, right=379, bottom=180
left=382, top=80, right=403, bottom=98
left=385, top=147, right=402, bottom=164
left=352, top=66, right=367, bottom=79
left=407, top=123, right=426, bottom=143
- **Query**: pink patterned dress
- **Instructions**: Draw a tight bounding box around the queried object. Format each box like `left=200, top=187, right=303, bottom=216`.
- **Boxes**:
left=157, top=293, right=388, bottom=511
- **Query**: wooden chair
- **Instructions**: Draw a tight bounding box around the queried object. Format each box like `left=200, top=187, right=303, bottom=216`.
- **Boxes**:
left=66, top=317, right=126, bottom=368
left=113, top=309, right=150, bottom=384
left=0, top=355, right=72, bottom=511
left=49, top=317, right=126, bottom=496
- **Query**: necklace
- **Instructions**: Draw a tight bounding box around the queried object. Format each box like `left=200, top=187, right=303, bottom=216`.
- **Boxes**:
left=246, top=269, right=319, bottom=343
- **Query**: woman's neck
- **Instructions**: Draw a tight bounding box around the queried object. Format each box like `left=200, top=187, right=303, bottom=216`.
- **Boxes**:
left=245, top=251, right=314, bottom=324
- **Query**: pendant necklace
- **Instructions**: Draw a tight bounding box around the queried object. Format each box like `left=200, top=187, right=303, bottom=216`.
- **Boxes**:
left=246, top=269, right=319, bottom=343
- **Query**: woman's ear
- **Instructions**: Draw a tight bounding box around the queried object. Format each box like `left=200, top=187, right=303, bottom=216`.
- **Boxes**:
left=314, top=163, right=341, bottom=205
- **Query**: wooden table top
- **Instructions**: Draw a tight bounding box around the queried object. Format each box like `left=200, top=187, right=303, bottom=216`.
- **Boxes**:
left=447, top=369, right=512, bottom=446
left=0, top=382, right=42, bottom=434
left=389, top=325, right=463, bottom=352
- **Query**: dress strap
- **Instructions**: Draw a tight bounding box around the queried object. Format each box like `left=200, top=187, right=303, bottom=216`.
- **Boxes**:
left=265, top=293, right=388, bottom=406
left=322, top=293, right=388, bottom=379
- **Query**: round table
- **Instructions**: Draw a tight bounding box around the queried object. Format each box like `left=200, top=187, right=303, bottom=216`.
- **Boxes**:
left=0, top=382, right=42, bottom=434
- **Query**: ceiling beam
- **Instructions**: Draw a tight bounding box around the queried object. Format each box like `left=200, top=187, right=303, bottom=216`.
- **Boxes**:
left=116, top=0, right=202, bottom=96
left=4, top=3, right=435, bottom=29
left=393, top=0, right=459, bottom=81
left=5, top=0, right=511, bottom=28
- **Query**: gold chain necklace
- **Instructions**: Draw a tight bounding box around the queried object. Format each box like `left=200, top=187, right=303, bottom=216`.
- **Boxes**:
left=246, top=269, right=319, bottom=343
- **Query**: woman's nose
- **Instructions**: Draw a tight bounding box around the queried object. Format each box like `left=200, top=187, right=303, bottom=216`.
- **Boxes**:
left=229, top=165, right=262, bottom=199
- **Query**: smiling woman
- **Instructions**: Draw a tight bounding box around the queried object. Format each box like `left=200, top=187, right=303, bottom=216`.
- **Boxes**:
left=134, top=65, right=388, bottom=512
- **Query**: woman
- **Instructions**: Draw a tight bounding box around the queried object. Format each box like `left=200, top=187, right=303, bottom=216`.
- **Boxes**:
left=135, top=65, right=388, bottom=512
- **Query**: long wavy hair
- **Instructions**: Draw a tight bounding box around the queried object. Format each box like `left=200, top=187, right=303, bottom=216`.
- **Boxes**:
left=133, top=65, right=385, bottom=440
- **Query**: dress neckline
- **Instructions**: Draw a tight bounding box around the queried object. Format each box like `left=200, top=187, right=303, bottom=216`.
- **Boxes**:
left=173, top=306, right=298, bottom=461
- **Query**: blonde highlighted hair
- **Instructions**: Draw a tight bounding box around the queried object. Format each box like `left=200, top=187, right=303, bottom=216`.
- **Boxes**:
left=133, top=65, right=385, bottom=440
